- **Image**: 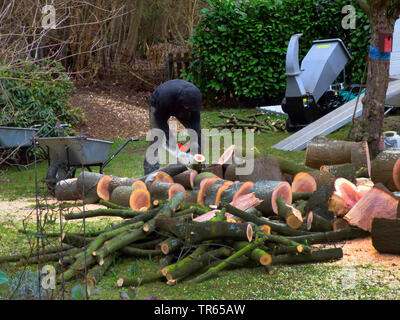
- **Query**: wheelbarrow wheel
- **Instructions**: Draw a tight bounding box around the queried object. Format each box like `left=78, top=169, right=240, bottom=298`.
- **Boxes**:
left=46, top=162, right=68, bottom=195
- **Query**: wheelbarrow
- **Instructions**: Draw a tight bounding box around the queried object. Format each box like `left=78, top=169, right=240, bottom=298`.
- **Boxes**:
left=0, top=126, right=39, bottom=168
left=38, top=136, right=139, bottom=193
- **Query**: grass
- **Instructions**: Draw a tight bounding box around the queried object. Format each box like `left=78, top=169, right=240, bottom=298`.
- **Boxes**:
left=1, top=108, right=398, bottom=300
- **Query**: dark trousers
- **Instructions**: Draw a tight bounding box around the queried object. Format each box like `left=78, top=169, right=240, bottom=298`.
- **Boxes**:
left=143, top=105, right=161, bottom=175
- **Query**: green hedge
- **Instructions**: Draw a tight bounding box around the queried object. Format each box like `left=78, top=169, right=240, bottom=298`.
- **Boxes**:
left=185, top=0, right=370, bottom=104
left=0, top=60, right=81, bottom=134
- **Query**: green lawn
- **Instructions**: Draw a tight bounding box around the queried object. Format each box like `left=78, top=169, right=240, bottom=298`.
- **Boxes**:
left=2, top=109, right=398, bottom=300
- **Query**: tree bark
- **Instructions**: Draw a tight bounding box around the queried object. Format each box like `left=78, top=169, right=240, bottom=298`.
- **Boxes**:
left=354, top=1, right=399, bottom=157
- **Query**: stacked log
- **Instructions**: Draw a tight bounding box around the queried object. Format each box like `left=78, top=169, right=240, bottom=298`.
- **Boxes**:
left=34, top=136, right=400, bottom=289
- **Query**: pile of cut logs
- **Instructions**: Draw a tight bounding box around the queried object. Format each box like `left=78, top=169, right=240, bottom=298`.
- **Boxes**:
left=212, top=113, right=287, bottom=133
left=2, top=135, right=400, bottom=289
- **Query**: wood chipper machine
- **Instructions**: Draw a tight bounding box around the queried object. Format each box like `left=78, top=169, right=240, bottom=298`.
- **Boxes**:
left=282, top=34, right=354, bottom=131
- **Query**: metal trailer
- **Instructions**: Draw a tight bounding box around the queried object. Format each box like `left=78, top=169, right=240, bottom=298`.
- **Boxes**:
left=38, top=136, right=139, bottom=192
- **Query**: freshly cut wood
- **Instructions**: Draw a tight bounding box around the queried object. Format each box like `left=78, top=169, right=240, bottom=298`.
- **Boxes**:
left=276, top=197, right=303, bottom=230
left=132, top=180, right=147, bottom=190
left=350, top=140, right=371, bottom=175
left=232, top=181, right=255, bottom=203
left=292, top=172, right=317, bottom=193
left=97, top=175, right=138, bottom=201
left=129, top=188, right=151, bottom=211
left=204, top=180, right=232, bottom=207
left=214, top=181, right=235, bottom=207
left=173, top=170, right=198, bottom=189
left=356, top=179, right=374, bottom=197
left=328, top=191, right=352, bottom=217
left=248, top=181, right=292, bottom=216
left=197, top=177, right=222, bottom=205
left=192, top=210, right=220, bottom=222
left=145, top=171, right=174, bottom=189
left=334, top=178, right=362, bottom=208
left=371, top=149, right=400, bottom=191
left=305, top=135, right=363, bottom=169
left=189, top=154, right=206, bottom=172
left=55, top=178, right=80, bottom=201
left=230, top=193, right=263, bottom=212
left=77, top=172, right=104, bottom=204
left=320, top=163, right=357, bottom=182
left=155, top=215, right=253, bottom=244
left=344, top=187, right=399, bottom=232
left=150, top=182, right=186, bottom=202
left=371, top=218, right=400, bottom=254
left=97, top=175, right=113, bottom=201
left=202, top=165, right=224, bottom=179
left=218, top=145, right=236, bottom=165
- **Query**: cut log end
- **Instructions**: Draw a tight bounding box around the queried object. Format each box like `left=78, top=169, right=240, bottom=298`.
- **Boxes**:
left=259, top=253, right=272, bottom=266
left=151, top=171, right=174, bottom=188
left=168, top=183, right=186, bottom=201
left=218, top=145, right=236, bottom=165
left=292, top=172, right=317, bottom=193
left=297, top=245, right=304, bottom=253
left=285, top=208, right=304, bottom=230
left=232, top=181, right=255, bottom=203
left=96, top=175, right=113, bottom=201
left=130, top=189, right=151, bottom=211
left=260, top=225, right=271, bottom=234
left=161, top=242, right=170, bottom=255
left=271, top=182, right=292, bottom=214
left=132, top=180, right=147, bottom=190
left=246, top=224, right=253, bottom=242
left=197, top=177, right=222, bottom=205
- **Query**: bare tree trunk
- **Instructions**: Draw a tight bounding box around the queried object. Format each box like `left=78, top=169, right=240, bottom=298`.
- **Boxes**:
left=354, top=1, right=399, bottom=157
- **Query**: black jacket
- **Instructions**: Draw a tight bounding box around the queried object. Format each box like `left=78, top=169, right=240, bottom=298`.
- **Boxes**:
left=150, top=79, right=202, bottom=150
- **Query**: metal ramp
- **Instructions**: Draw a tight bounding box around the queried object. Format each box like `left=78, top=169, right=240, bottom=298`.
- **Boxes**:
left=272, top=80, right=400, bottom=151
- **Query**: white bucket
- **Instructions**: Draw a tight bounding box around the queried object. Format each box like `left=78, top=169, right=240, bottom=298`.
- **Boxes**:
left=383, top=131, right=400, bottom=148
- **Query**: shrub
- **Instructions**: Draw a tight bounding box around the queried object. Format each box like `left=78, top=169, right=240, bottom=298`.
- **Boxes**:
left=186, top=0, right=370, bottom=104
left=0, top=60, right=81, bottom=134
